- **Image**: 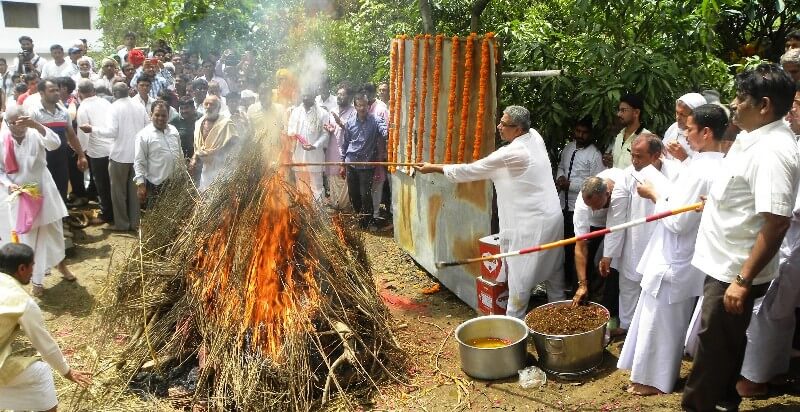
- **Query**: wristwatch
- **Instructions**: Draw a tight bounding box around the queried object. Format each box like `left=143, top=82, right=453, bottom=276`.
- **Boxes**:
left=735, top=274, right=752, bottom=287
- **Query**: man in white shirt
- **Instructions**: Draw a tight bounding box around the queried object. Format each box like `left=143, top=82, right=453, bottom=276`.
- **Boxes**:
left=134, top=101, right=183, bottom=208
left=11, top=36, right=46, bottom=75
left=618, top=104, right=728, bottom=396
left=196, top=60, right=229, bottom=97
left=315, top=77, right=337, bottom=112
left=289, top=91, right=329, bottom=202
left=600, top=134, right=673, bottom=336
left=87, top=82, right=150, bottom=231
left=571, top=168, right=624, bottom=307
left=682, top=64, right=800, bottom=412
left=662, top=92, right=707, bottom=162
left=609, top=94, right=650, bottom=169
left=556, top=117, right=604, bottom=292
left=416, top=106, right=565, bottom=318
left=133, top=75, right=153, bottom=113
left=0, top=243, right=91, bottom=412
left=76, top=80, right=114, bottom=225
left=192, top=95, right=238, bottom=191
left=117, top=32, right=137, bottom=63
left=40, top=45, right=77, bottom=80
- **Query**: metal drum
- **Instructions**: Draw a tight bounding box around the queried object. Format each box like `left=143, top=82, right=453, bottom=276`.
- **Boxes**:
left=455, top=315, right=529, bottom=380
left=526, top=301, right=609, bottom=376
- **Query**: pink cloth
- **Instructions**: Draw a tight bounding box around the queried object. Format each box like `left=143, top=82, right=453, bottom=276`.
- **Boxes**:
left=3, top=132, right=19, bottom=174
left=16, top=192, right=43, bottom=234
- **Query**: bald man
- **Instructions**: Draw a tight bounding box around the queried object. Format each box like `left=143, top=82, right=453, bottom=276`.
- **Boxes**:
left=191, top=95, right=238, bottom=191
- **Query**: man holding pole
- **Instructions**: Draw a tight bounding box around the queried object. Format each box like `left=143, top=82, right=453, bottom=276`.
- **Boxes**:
left=682, top=64, right=799, bottom=412
left=416, top=105, right=565, bottom=318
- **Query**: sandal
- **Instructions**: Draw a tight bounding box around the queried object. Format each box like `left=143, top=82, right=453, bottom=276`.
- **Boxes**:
left=66, top=213, right=89, bottom=229
left=31, top=283, right=44, bottom=297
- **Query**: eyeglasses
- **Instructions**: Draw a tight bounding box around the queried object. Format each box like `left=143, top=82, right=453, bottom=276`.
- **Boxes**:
left=499, top=121, right=518, bottom=128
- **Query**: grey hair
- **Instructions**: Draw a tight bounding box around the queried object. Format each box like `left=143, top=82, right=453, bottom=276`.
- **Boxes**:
left=77, top=79, right=94, bottom=94
left=77, top=56, right=91, bottom=65
left=5, top=104, right=29, bottom=120
left=112, top=82, right=129, bottom=99
left=503, top=105, right=531, bottom=130
left=634, top=132, right=663, bottom=155
left=582, top=176, right=608, bottom=198
left=781, top=48, right=800, bottom=66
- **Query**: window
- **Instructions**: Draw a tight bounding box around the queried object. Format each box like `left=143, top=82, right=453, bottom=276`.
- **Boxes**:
left=2, top=1, right=38, bottom=28
left=61, top=5, right=90, bottom=30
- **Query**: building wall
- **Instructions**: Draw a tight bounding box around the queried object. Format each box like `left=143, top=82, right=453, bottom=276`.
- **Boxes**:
left=0, top=0, right=101, bottom=67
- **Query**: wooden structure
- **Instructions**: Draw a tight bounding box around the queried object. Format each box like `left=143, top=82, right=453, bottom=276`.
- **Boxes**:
left=388, top=34, right=498, bottom=309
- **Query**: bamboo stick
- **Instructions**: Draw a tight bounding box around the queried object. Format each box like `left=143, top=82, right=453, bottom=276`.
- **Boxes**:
left=283, top=161, right=425, bottom=167
left=435, top=201, right=704, bottom=268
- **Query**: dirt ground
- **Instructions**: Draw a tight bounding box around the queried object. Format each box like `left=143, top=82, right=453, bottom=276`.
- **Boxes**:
left=30, top=220, right=800, bottom=411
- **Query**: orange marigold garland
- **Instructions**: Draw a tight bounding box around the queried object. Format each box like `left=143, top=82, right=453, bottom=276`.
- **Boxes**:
left=443, top=36, right=459, bottom=163
left=393, top=36, right=406, bottom=172
left=429, top=35, right=443, bottom=163
left=456, top=33, right=476, bottom=163
left=388, top=39, right=398, bottom=169
left=416, top=35, right=430, bottom=163
left=405, top=36, right=419, bottom=165
left=472, top=33, right=492, bottom=161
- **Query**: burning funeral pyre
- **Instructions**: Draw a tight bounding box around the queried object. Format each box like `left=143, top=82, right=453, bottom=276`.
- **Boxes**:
left=88, top=147, right=406, bottom=410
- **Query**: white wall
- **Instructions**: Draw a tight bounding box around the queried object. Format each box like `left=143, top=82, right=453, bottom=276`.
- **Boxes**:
left=0, top=0, right=101, bottom=67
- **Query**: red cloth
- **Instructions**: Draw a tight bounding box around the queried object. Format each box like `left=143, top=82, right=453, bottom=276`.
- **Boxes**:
left=16, top=91, right=30, bottom=105
left=3, top=131, right=19, bottom=174
left=128, top=49, right=145, bottom=67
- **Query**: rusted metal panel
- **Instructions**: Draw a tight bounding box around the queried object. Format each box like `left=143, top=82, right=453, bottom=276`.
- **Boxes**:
left=390, top=36, right=498, bottom=310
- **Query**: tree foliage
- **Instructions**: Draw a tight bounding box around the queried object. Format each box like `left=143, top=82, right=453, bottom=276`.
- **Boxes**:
left=96, top=0, right=797, bottom=150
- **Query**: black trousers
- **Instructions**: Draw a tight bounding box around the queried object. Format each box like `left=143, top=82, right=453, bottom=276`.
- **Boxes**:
left=681, top=276, right=769, bottom=412
left=602, top=268, right=620, bottom=320
left=563, top=209, right=576, bottom=291
left=346, top=166, right=374, bottom=221
left=46, top=142, right=70, bottom=203
left=585, top=226, right=607, bottom=303
left=88, top=156, right=113, bottom=222
left=68, top=147, right=88, bottom=198
left=145, top=180, right=165, bottom=210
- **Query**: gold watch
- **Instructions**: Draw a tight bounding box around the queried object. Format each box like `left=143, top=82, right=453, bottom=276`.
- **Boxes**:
left=735, top=274, right=752, bottom=287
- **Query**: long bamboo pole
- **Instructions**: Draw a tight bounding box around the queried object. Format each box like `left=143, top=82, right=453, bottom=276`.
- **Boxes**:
left=435, top=201, right=704, bottom=268
left=283, top=161, right=425, bottom=167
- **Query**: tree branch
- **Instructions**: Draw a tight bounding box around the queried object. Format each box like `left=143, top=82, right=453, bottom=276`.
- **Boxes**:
left=470, top=0, right=491, bottom=33
left=419, top=0, right=435, bottom=34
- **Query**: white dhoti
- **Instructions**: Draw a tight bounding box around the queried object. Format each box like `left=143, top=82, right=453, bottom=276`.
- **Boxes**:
left=618, top=288, right=695, bottom=393
left=295, top=170, right=324, bottom=203
left=504, top=214, right=565, bottom=319
left=0, top=361, right=58, bottom=411
left=618, top=272, right=641, bottom=329
left=20, top=221, right=65, bottom=286
left=327, top=175, right=350, bottom=210
left=684, top=296, right=703, bottom=357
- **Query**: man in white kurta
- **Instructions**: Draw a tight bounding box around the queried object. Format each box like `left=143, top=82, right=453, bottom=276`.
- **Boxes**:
left=601, top=134, right=678, bottom=333
left=662, top=93, right=707, bottom=162
left=289, top=92, right=329, bottom=202
left=416, top=106, right=565, bottom=318
left=0, top=243, right=91, bottom=411
left=192, top=95, right=239, bottom=192
left=323, top=84, right=356, bottom=210
left=617, top=104, right=728, bottom=395
left=0, top=108, right=69, bottom=294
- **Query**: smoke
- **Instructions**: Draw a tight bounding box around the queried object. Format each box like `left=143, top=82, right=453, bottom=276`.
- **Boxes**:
left=295, top=45, right=328, bottom=95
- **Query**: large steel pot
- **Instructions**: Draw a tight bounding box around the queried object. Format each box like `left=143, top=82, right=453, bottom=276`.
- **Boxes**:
left=526, top=301, right=609, bottom=375
left=455, top=315, right=529, bottom=380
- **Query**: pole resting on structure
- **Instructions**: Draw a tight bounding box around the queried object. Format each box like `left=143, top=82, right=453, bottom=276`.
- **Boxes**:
left=501, top=69, right=564, bottom=78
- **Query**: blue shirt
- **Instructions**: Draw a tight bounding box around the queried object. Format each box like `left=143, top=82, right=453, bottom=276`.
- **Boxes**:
left=340, top=114, right=387, bottom=169
left=130, top=69, right=169, bottom=99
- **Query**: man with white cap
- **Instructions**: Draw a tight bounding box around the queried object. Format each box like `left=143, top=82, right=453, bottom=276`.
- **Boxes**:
left=662, top=92, right=707, bottom=162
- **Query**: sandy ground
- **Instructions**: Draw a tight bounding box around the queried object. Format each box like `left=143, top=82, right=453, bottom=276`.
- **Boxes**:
left=24, top=220, right=800, bottom=411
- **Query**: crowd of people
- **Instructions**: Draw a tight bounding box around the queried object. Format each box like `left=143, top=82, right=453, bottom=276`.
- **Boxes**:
left=417, top=35, right=800, bottom=412
left=0, top=29, right=799, bottom=412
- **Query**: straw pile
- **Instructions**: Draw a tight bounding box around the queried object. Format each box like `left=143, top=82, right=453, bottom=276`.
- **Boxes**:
left=86, top=147, right=406, bottom=410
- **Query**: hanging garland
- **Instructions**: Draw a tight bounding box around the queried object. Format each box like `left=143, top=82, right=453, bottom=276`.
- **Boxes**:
left=416, top=35, right=430, bottom=164
left=388, top=39, right=398, bottom=169
left=472, top=33, right=493, bottom=161
left=443, top=36, right=459, bottom=163
left=456, top=33, right=476, bottom=163
left=429, top=35, right=443, bottom=163
left=405, top=36, right=419, bottom=165
left=393, top=36, right=406, bottom=172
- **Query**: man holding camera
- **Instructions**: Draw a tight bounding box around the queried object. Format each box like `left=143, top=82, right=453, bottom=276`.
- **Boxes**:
left=10, top=36, right=46, bottom=75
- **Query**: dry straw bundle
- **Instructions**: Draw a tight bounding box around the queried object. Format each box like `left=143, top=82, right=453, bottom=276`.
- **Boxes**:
left=84, top=146, right=406, bottom=411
